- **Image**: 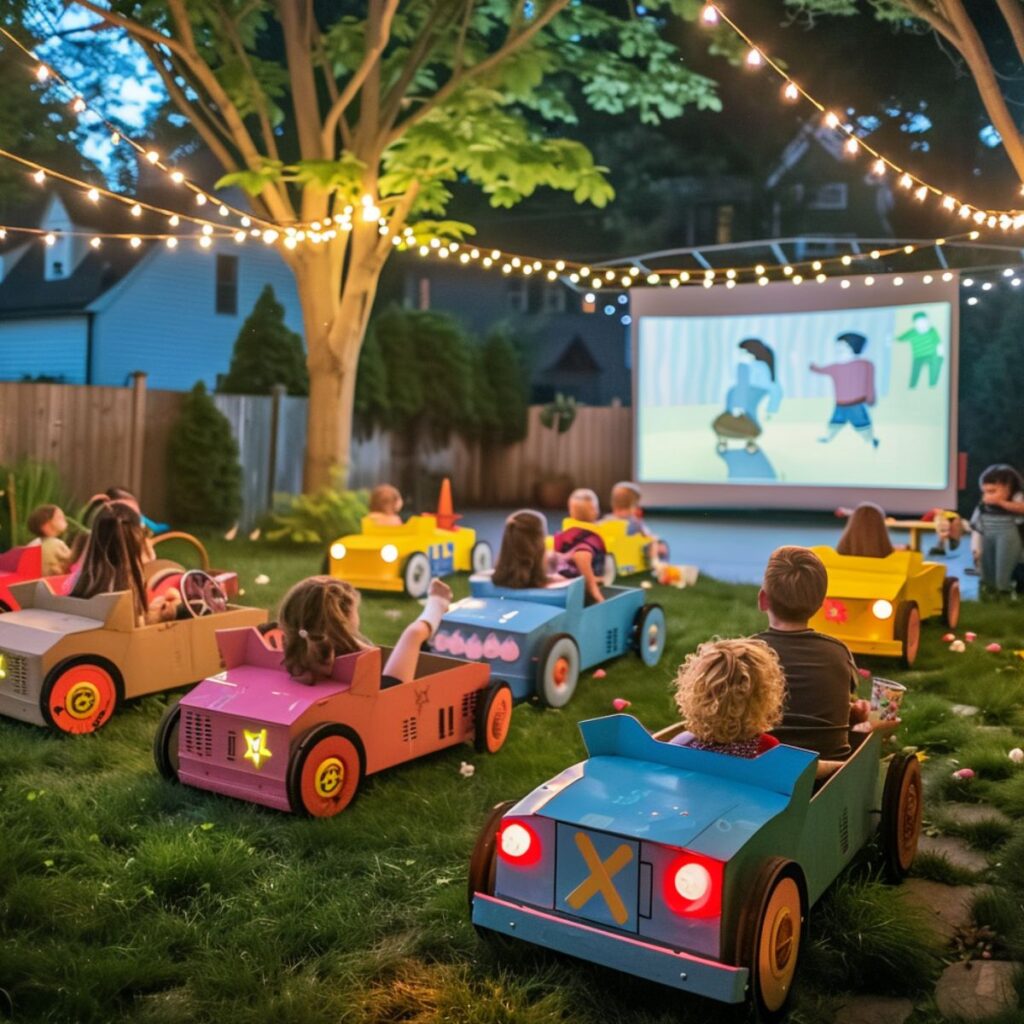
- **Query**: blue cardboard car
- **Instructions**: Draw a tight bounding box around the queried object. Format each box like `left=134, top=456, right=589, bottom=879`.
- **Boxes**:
left=431, top=576, right=666, bottom=707
left=469, top=715, right=922, bottom=1021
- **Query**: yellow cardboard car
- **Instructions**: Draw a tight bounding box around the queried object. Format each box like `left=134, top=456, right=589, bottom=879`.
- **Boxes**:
left=325, top=482, right=491, bottom=598
left=808, top=546, right=960, bottom=667
left=547, top=517, right=653, bottom=584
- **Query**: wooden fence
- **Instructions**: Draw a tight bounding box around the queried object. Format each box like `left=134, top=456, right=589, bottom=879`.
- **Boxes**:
left=1, top=378, right=634, bottom=522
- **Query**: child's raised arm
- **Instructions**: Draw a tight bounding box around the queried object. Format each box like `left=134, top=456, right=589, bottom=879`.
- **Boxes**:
left=571, top=549, right=604, bottom=603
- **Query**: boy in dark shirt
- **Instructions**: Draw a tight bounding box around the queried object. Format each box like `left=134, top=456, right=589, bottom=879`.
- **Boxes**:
left=755, top=545, right=870, bottom=759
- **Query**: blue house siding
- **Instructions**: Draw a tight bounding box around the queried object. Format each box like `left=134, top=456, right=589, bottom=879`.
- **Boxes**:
left=0, top=316, right=88, bottom=382
left=88, top=241, right=303, bottom=390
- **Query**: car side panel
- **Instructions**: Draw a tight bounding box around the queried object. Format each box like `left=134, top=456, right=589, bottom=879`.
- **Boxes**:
left=574, top=587, right=644, bottom=669
left=905, top=563, right=946, bottom=620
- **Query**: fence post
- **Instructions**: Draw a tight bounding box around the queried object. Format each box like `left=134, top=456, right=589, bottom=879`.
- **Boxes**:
left=128, top=372, right=148, bottom=498
left=267, top=384, right=286, bottom=508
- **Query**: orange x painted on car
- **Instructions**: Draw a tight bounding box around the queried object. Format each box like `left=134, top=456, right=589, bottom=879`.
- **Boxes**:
left=566, top=831, right=634, bottom=925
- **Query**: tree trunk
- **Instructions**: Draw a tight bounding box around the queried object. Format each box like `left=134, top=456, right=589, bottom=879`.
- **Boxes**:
left=289, top=236, right=386, bottom=492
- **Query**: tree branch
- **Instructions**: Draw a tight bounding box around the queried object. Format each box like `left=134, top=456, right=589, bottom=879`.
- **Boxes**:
left=996, top=0, right=1024, bottom=65
left=379, top=2, right=452, bottom=133
left=898, top=0, right=960, bottom=48
left=385, top=0, right=571, bottom=146
left=277, top=0, right=325, bottom=162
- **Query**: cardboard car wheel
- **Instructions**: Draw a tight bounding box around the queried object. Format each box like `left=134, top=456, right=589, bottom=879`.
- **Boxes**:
left=474, top=680, right=513, bottom=754
left=895, top=600, right=921, bottom=667
left=471, top=541, right=493, bottom=574
left=403, top=552, right=431, bottom=599
left=467, top=799, right=519, bottom=949
left=288, top=724, right=364, bottom=818
left=880, top=754, right=923, bottom=881
left=536, top=633, right=580, bottom=708
left=600, top=554, right=617, bottom=586
left=153, top=703, right=182, bottom=782
left=740, top=859, right=804, bottom=1023
left=41, top=658, right=121, bottom=734
left=633, top=603, right=667, bottom=667
left=942, top=577, right=961, bottom=629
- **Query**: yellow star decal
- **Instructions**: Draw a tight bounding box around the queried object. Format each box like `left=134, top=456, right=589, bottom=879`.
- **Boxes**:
left=243, top=728, right=272, bottom=770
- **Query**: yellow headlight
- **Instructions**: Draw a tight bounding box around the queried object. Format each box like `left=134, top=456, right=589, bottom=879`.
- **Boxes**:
left=381, top=544, right=399, bottom=564
left=330, top=542, right=346, bottom=561
left=872, top=599, right=893, bottom=620
left=0, top=652, right=6, bottom=680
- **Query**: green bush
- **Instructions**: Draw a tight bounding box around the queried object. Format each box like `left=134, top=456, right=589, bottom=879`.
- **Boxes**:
left=0, top=459, right=72, bottom=548
left=166, top=382, right=242, bottom=528
left=264, top=480, right=368, bottom=545
left=218, top=285, right=308, bottom=397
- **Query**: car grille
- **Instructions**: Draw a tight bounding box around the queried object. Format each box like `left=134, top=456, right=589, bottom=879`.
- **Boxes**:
left=183, top=709, right=213, bottom=758
left=0, top=652, right=28, bottom=696
left=402, top=717, right=418, bottom=743
left=461, top=691, right=478, bottom=720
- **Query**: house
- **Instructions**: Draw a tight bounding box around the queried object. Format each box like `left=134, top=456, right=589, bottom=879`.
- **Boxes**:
left=0, top=186, right=302, bottom=389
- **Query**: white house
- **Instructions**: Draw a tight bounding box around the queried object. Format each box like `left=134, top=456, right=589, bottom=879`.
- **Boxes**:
left=0, top=187, right=303, bottom=389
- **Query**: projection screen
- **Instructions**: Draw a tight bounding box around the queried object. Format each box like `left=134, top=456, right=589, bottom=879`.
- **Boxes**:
left=631, top=272, right=959, bottom=513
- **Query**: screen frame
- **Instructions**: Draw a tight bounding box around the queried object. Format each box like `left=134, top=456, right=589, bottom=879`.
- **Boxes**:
left=630, top=271, right=960, bottom=514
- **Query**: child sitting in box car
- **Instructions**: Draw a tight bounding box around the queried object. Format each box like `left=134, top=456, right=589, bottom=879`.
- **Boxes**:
left=26, top=504, right=72, bottom=576
left=551, top=489, right=606, bottom=603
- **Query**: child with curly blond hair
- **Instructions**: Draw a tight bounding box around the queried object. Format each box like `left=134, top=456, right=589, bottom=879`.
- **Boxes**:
left=670, top=637, right=786, bottom=758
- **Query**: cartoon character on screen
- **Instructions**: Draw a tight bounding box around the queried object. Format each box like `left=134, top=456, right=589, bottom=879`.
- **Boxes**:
left=811, top=331, right=879, bottom=449
left=711, top=338, right=782, bottom=454
left=895, top=311, right=943, bottom=390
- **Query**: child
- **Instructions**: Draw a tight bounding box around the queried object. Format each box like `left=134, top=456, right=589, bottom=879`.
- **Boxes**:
left=970, top=463, right=1024, bottom=597
left=493, top=509, right=553, bottom=589
left=367, top=484, right=403, bottom=526
left=606, top=480, right=667, bottom=563
left=670, top=637, right=784, bottom=758
left=836, top=502, right=894, bottom=558
left=69, top=502, right=180, bottom=625
left=755, top=545, right=870, bottom=759
left=278, top=575, right=452, bottom=685
left=552, top=488, right=606, bottom=603
left=26, top=504, right=72, bottom=576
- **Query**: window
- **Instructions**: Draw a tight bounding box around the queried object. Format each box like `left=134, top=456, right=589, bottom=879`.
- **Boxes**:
left=215, top=254, right=239, bottom=315
left=541, top=283, right=567, bottom=313
left=506, top=277, right=528, bottom=312
left=715, top=204, right=735, bottom=244
left=51, top=260, right=65, bottom=278
left=806, top=183, right=848, bottom=211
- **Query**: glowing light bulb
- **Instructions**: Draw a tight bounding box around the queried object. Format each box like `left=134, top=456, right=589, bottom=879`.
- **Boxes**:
left=218, top=204, right=229, bottom=217
left=904, top=245, right=915, bottom=254
left=816, top=273, right=826, bottom=283
left=199, top=235, right=212, bottom=249
left=755, top=264, right=765, bottom=275
left=87, top=188, right=99, bottom=202
left=241, top=217, right=251, bottom=228
left=824, top=111, right=839, bottom=129
left=44, top=232, right=56, bottom=246
left=758, top=276, right=768, bottom=286
left=792, top=274, right=803, bottom=284
left=166, top=237, right=178, bottom=249
left=130, top=204, right=141, bottom=217
left=942, top=196, right=956, bottom=210
left=840, top=279, right=850, bottom=289
left=745, top=48, right=763, bottom=67
left=195, top=193, right=207, bottom=206
left=679, top=271, right=690, bottom=282
left=146, top=150, right=159, bottom=164
left=783, top=265, right=793, bottom=276
left=942, top=271, right=953, bottom=282
left=959, top=205, right=971, bottom=219
left=893, top=276, right=904, bottom=287
left=170, top=170, right=185, bottom=184
left=33, top=169, right=45, bottom=184
left=130, top=236, right=141, bottom=248
left=202, top=224, right=213, bottom=236
left=701, top=3, right=719, bottom=25
left=71, top=97, right=86, bottom=113
left=262, top=229, right=279, bottom=244
left=234, top=230, right=246, bottom=243
left=872, top=158, right=885, bottom=176
left=841, top=255, right=852, bottom=266
left=864, top=276, right=875, bottom=286
left=870, top=250, right=881, bottom=260
left=110, top=131, right=121, bottom=145
left=726, top=269, right=736, bottom=279
left=782, top=82, right=799, bottom=102
left=168, top=215, right=180, bottom=228
left=922, top=274, right=933, bottom=284
left=35, top=65, right=49, bottom=81
left=914, top=185, right=927, bottom=201
left=844, top=136, right=858, bottom=155
left=811, top=261, right=822, bottom=271
left=899, top=173, right=913, bottom=189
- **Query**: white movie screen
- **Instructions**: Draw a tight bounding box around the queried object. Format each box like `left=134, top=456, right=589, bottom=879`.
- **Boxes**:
left=636, top=297, right=953, bottom=490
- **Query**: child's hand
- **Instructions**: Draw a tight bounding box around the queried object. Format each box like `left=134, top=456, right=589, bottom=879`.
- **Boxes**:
left=428, top=578, right=452, bottom=602
left=850, top=699, right=871, bottom=724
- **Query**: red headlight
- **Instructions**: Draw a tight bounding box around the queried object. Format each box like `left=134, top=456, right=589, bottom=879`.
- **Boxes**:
left=497, top=818, right=542, bottom=867
left=663, top=852, right=723, bottom=918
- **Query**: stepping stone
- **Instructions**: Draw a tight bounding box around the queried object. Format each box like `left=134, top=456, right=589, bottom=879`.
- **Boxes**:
left=900, top=879, right=976, bottom=943
left=833, top=994, right=914, bottom=1024
left=935, top=960, right=1020, bottom=1020
left=919, top=833, right=989, bottom=874
left=939, top=804, right=1011, bottom=827
left=951, top=704, right=981, bottom=717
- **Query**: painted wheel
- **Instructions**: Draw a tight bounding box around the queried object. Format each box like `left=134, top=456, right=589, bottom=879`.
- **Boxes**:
left=880, top=754, right=923, bottom=881
left=739, top=859, right=805, bottom=1023
left=600, top=554, right=617, bottom=587
left=474, top=680, right=514, bottom=754
left=942, top=577, right=961, bottom=629
left=633, top=603, right=667, bottom=667
left=536, top=633, right=580, bottom=708
left=287, top=724, right=364, bottom=818
left=895, top=600, right=921, bottom=667
left=153, top=703, right=182, bottom=782
left=403, top=552, right=431, bottom=599
left=467, top=800, right=515, bottom=908
left=257, top=621, right=285, bottom=651
left=471, top=541, right=493, bottom=574
left=40, top=658, right=121, bottom=735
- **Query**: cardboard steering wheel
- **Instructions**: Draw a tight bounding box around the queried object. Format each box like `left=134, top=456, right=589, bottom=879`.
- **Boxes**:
left=180, top=569, right=228, bottom=618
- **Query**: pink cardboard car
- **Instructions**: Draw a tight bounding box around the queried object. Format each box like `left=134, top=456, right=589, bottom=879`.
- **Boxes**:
left=0, top=545, right=72, bottom=612
left=154, top=626, right=514, bottom=817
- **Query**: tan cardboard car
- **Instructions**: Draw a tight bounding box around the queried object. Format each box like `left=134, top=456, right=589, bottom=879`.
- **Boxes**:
left=0, top=580, right=267, bottom=734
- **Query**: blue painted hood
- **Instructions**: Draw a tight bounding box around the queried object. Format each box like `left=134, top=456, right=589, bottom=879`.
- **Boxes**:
left=441, top=595, right=566, bottom=635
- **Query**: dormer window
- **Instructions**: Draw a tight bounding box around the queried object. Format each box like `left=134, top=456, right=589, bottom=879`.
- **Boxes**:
left=51, top=260, right=65, bottom=278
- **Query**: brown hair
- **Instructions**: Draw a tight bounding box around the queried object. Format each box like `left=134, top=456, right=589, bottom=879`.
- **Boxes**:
left=278, top=576, right=368, bottom=683
left=762, top=545, right=828, bottom=622
left=69, top=502, right=149, bottom=620
left=836, top=502, right=893, bottom=558
left=26, top=504, right=59, bottom=538
left=674, top=637, right=785, bottom=744
left=369, top=484, right=401, bottom=515
left=610, top=482, right=642, bottom=513
left=493, top=510, right=549, bottom=589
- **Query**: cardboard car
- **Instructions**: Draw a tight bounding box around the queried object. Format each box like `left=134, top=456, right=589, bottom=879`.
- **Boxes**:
left=432, top=575, right=666, bottom=708
left=469, top=715, right=921, bottom=1022
left=808, top=546, right=960, bottom=667
left=325, top=481, right=491, bottom=598
left=0, top=580, right=266, bottom=734
left=546, top=517, right=657, bottom=584
left=0, top=545, right=72, bottom=612
left=154, top=626, right=514, bottom=817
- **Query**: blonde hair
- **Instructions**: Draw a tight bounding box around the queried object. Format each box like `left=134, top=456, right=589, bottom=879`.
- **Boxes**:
left=610, top=482, right=641, bottom=513
left=837, top=502, right=893, bottom=558
left=278, top=576, right=368, bottom=683
left=369, top=484, right=401, bottom=515
left=674, top=637, right=785, bottom=745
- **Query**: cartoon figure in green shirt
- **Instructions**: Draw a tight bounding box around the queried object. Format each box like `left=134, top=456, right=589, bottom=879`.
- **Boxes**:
left=896, top=311, right=943, bottom=388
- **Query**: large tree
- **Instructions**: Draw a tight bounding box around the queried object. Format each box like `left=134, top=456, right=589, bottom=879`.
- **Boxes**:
left=787, top=1, right=1024, bottom=183
left=30, top=0, right=721, bottom=489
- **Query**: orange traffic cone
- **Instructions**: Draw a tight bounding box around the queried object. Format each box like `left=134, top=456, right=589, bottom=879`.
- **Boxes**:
left=433, top=477, right=461, bottom=531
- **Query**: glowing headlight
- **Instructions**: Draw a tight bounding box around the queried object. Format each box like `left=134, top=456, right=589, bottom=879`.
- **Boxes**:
left=380, top=544, right=399, bottom=563
left=673, top=861, right=711, bottom=902
left=872, top=599, right=893, bottom=620
left=499, top=823, right=533, bottom=859
left=330, top=542, right=346, bottom=561
left=0, top=653, right=6, bottom=680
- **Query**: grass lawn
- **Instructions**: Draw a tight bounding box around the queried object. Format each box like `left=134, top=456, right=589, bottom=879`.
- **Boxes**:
left=2, top=535, right=1024, bottom=1023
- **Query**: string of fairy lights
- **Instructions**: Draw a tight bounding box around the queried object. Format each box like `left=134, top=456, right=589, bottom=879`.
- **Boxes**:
left=0, top=13, right=1022, bottom=299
